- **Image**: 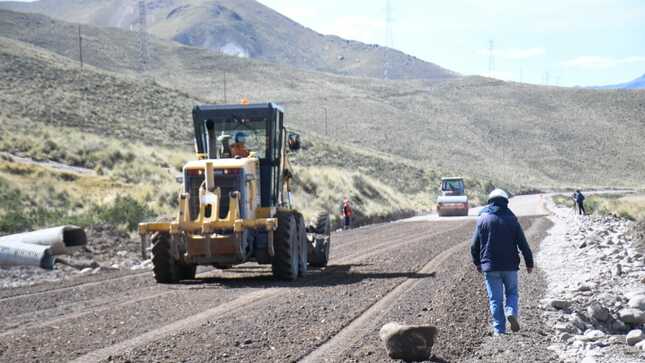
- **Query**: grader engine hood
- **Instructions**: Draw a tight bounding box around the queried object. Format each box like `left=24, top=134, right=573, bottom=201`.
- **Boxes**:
left=182, top=158, right=257, bottom=222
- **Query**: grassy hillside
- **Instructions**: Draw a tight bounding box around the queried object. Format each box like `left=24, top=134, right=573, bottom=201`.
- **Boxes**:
left=0, top=36, right=451, bottom=233
left=2, top=10, right=643, bottom=191
left=0, top=0, right=457, bottom=80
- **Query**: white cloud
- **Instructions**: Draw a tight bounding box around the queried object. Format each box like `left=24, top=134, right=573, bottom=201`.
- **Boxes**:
left=477, top=48, right=545, bottom=60
left=562, top=56, right=645, bottom=69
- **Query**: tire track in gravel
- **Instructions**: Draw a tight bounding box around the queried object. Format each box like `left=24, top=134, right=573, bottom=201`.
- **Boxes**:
left=0, top=220, right=421, bottom=305
left=104, top=221, right=476, bottom=363
left=299, top=239, right=471, bottom=363
left=67, top=222, right=467, bottom=363
left=331, top=217, right=548, bottom=363
left=0, top=221, right=452, bottom=347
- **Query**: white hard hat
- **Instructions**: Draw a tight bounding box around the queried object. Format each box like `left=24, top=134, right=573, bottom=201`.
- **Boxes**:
left=488, top=188, right=509, bottom=202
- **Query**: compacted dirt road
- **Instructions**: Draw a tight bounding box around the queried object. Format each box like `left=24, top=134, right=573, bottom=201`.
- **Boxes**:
left=0, top=196, right=554, bottom=363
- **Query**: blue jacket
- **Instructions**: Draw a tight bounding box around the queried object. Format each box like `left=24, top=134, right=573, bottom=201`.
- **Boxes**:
left=575, top=192, right=585, bottom=203
left=470, top=199, right=533, bottom=272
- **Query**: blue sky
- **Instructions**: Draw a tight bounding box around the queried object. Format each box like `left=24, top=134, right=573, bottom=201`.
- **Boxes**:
left=258, top=0, right=645, bottom=86
left=5, top=0, right=645, bottom=86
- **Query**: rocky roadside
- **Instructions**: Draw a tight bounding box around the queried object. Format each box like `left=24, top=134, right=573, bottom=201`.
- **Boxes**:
left=0, top=224, right=150, bottom=289
left=539, top=199, right=645, bottom=363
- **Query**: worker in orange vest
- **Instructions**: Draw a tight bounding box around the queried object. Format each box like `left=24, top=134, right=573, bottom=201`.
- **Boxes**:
left=341, top=197, right=353, bottom=230
left=230, top=132, right=250, bottom=158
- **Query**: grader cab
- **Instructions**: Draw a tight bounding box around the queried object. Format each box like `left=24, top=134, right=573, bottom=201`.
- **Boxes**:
left=139, top=103, right=331, bottom=283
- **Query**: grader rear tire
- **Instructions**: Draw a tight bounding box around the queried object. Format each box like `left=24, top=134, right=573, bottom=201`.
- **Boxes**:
left=308, top=211, right=331, bottom=235
left=294, top=213, right=308, bottom=276
left=272, top=211, right=299, bottom=281
left=308, top=211, right=331, bottom=268
left=151, top=232, right=195, bottom=283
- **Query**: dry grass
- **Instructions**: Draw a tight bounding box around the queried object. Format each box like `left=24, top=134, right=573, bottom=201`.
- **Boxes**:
left=553, top=193, right=645, bottom=221
left=2, top=10, right=643, bottom=190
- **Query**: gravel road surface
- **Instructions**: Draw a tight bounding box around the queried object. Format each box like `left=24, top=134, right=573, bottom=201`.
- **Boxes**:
left=0, top=195, right=556, bottom=363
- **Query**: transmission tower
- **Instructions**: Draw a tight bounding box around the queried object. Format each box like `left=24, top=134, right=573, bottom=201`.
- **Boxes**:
left=138, top=0, right=149, bottom=74
left=488, top=39, right=495, bottom=78
left=383, top=0, right=394, bottom=79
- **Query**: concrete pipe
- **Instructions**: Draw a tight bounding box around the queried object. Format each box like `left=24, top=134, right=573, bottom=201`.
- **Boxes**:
left=0, top=225, right=87, bottom=270
left=0, top=241, right=55, bottom=269
left=0, top=225, right=87, bottom=255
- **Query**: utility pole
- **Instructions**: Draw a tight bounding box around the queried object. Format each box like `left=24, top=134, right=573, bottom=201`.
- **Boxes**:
left=137, top=0, right=149, bottom=74
left=488, top=39, right=495, bottom=78
left=223, top=72, right=227, bottom=103
left=383, top=0, right=393, bottom=80
left=78, top=25, right=83, bottom=70
left=324, top=107, right=328, bottom=136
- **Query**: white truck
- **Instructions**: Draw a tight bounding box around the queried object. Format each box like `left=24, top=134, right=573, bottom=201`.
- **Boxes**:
left=436, top=177, right=469, bottom=217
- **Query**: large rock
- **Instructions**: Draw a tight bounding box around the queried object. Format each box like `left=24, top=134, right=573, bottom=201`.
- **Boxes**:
left=379, top=322, right=438, bottom=362
left=628, top=295, right=645, bottom=310
left=550, top=299, right=572, bottom=310
left=626, top=329, right=644, bottom=346
left=618, top=308, right=645, bottom=324
left=587, top=302, right=609, bottom=322
left=577, top=330, right=605, bottom=341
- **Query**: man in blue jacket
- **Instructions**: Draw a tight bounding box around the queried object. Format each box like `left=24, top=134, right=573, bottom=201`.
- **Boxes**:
left=471, top=189, right=534, bottom=335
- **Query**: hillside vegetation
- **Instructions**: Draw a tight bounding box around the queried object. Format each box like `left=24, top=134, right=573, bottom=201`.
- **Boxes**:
left=0, top=0, right=457, bottom=80
left=0, top=36, right=452, bottom=233
left=2, top=9, right=643, bottom=191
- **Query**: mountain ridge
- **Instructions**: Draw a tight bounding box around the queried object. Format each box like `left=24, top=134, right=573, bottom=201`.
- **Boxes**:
left=0, top=0, right=458, bottom=80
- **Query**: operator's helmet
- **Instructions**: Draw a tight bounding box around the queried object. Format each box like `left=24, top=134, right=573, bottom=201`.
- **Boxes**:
left=235, top=132, right=248, bottom=144
left=487, top=188, right=509, bottom=203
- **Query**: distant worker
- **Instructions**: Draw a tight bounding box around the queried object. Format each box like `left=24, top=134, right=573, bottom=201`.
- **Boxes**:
left=575, top=190, right=586, bottom=215
left=470, top=188, right=534, bottom=336
left=230, top=132, right=250, bottom=158
left=341, top=197, right=353, bottom=230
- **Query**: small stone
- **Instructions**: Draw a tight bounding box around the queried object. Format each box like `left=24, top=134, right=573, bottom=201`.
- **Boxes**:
left=587, top=302, right=609, bottom=322
left=636, top=340, right=645, bottom=351
left=618, top=308, right=645, bottom=324
left=628, top=295, right=645, bottom=310
left=555, top=323, right=577, bottom=334
left=379, top=322, right=437, bottom=362
left=550, top=299, right=572, bottom=310
left=578, top=330, right=605, bottom=341
left=243, top=339, right=253, bottom=345
left=626, top=329, right=644, bottom=346
left=577, top=284, right=593, bottom=292
left=612, top=263, right=622, bottom=276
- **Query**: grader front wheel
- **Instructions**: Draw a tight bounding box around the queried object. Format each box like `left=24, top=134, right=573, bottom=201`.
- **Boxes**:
left=151, top=232, right=195, bottom=283
left=272, top=212, right=299, bottom=281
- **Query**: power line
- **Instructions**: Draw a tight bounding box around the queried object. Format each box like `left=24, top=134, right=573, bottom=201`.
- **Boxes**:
left=383, top=0, right=394, bottom=80
left=488, top=39, right=495, bottom=78
left=138, top=0, right=149, bottom=74
left=78, top=25, right=83, bottom=70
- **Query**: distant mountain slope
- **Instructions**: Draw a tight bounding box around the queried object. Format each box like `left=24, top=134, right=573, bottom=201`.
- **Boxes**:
left=0, top=35, right=443, bottom=223
left=1, top=9, right=644, bottom=190
left=0, top=0, right=458, bottom=80
left=595, top=74, right=645, bottom=89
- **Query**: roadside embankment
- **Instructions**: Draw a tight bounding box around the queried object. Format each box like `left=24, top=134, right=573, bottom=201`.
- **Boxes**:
left=537, top=197, right=645, bottom=362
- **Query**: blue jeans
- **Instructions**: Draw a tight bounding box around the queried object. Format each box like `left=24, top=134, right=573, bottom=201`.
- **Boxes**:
left=483, top=270, right=519, bottom=334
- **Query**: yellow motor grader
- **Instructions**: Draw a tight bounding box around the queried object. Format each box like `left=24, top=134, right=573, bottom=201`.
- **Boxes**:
left=139, top=103, right=330, bottom=283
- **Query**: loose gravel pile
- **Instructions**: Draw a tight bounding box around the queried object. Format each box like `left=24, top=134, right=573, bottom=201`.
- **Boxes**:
left=538, top=201, right=645, bottom=363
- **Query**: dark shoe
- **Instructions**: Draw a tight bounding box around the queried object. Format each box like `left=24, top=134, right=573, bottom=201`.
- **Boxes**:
left=507, top=315, right=520, bottom=332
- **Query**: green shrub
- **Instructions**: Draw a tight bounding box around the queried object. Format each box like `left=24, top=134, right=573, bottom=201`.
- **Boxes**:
left=96, top=195, right=155, bottom=231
